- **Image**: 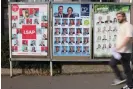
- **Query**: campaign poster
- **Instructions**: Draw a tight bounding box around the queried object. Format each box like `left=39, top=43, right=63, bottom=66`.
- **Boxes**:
left=11, top=4, right=48, bottom=56
left=53, top=4, right=92, bottom=56
left=94, top=4, right=130, bottom=58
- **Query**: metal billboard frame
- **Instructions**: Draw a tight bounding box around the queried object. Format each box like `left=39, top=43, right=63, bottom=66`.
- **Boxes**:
left=8, top=2, right=52, bottom=77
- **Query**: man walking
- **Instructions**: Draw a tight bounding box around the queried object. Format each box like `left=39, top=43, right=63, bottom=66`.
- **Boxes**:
left=109, top=11, right=133, bottom=89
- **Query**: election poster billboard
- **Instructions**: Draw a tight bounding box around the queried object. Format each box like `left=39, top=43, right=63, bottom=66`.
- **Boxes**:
left=52, top=3, right=92, bottom=57
left=93, top=4, right=131, bottom=58
left=11, top=4, right=48, bottom=56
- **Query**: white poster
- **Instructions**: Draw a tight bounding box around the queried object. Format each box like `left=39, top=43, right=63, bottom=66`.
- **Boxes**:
left=11, top=4, right=48, bottom=56
left=94, top=4, right=130, bottom=58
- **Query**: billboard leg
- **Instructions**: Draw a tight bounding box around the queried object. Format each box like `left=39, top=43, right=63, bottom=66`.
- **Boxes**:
left=10, top=60, right=13, bottom=78
left=50, top=61, right=53, bottom=76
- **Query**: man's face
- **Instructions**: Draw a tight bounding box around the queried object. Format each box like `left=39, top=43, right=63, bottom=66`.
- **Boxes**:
left=77, top=47, right=80, bottom=51
left=117, top=14, right=125, bottom=23
left=99, top=16, right=102, bottom=21
left=63, top=29, right=67, bottom=33
left=63, top=38, right=66, bottom=41
left=77, top=29, right=80, bottom=33
left=70, top=38, right=74, bottom=41
left=107, top=16, right=110, bottom=20
left=56, top=29, right=59, bottom=32
left=64, top=20, right=67, bottom=23
left=85, top=29, right=88, bottom=33
left=56, top=38, right=59, bottom=41
left=56, top=47, right=59, bottom=51
left=77, top=38, right=80, bottom=42
left=85, top=47, right=88, bottom=51
left=70, top=29, right=73, bottom=33
left=70, top=47, right=74, bottom=50
left=41, top=41, right=44, bottom=44
left=59, top=7, right=63, bottom=14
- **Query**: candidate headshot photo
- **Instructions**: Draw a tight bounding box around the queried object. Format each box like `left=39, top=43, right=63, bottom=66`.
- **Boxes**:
left=54, top=46, right=60, bottom=53
left=97, top=27, right=101, bottom=33
left=62, top=28, right=68, bottom=36
left=66, top=7, right=75, bottom=18
left=76, top=37, right=82, bottom=45
left=54, top=37, right=60, bottom=44
left=69, top=46, right=75, bottom=53
left=76, top=46, right=82, bottom=53
left=61, top=46, right=68, bottom=53
left=96, top=16, right=104, bottom=24
left=54, top=28, right=60, bottom=35
left=69, top=37, right=75, bottom=45
left=19, top=19, right=25, bottom=24
left=83, top=28, right=89, bottom=35
left=69, top=19, right=75, bottom=26
left=76, top=19, right=82, bottom=26
left=69, top=28, right=75, bottom=36
left=34, top=19, right=39, bottom=24
left=26, top=19, right=32, bottom=24
left=54, top=19, right=61, bottom=26
left=76, top=28, right=82, bottom=36
left=54, top=6, right=66, bottom=18
left=12, top=23, right=17, bottom=29
left=83, top=37, right=89, bottom=45
left=61, top=37, right=68, bottom=45
left=22, top=46, right=28, bottom=52
left=39, top=40, right=45, bottom=46
left=12, top=34, right=18, bottom=39
left=102, top=26, right=107, bottom=33
left=113, top=18, right=117, bottom=23
left=105, top=16, right=112, bottom=24
left=30, top=40, right=36, bottom=46
left=83, top=46, right=89, bottom=53
left=62, top=19, right=68, bottom=26
left=31, top=47, right=36, bottom=52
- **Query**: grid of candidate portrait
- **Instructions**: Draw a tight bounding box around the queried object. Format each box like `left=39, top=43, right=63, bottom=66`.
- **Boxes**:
left=53, top=4, right=91, bottom=56
left=94, top=14, right=119, bottom=57
left=11, top=6, right=48, bottom=54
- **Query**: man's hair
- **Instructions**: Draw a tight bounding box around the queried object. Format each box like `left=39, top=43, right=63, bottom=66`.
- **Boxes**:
left=116, top=11, right=126, bottom=17
left=116, top=11, right=127, bottom=21
left=58, top=6, right=63, bottom=10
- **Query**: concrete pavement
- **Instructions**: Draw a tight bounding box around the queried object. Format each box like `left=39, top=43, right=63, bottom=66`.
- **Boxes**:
left=2, top=73, right=125, bottom=89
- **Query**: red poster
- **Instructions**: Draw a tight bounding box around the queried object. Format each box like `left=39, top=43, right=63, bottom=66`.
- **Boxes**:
left=22, top=25, right=36, bottom=39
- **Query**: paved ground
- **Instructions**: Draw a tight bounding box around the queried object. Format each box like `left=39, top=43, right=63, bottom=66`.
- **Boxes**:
left=2, top=73, right=126, bottom=89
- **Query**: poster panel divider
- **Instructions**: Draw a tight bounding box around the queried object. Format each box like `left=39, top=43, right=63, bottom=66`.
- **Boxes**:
left=9, top=2, right=51, bottom=61
left=93, top=3, right=131, bottom=59
left=51, top=2, right=93, bottom=61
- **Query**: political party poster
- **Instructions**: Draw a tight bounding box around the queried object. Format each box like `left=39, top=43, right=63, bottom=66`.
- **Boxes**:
left=52, top=4, right=92, bottom=56
left=94, top=4, right=130, bottom=58
left=11, top=4, right=48, bottom=56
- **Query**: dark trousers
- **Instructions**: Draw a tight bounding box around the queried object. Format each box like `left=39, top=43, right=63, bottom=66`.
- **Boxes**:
left=109, top=53, right=133, bottom=88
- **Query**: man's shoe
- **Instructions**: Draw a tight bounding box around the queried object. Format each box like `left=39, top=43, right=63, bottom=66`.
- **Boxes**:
left=111, top=79, right=126, bottom=85
left=121, top=85, right=133, bottom=89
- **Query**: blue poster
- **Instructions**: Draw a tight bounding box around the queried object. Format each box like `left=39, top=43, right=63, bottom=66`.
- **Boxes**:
left=53, top=4, right=92, bottom=56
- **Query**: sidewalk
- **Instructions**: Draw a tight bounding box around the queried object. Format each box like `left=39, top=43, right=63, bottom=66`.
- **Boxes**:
left=2, top=73, right=125, bottom=89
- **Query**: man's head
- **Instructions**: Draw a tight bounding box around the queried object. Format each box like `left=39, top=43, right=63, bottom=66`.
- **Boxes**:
left=58, top=6, right=63, bottom=14
left=77, top=47, right=80, bottom=51
left=116, top=11, right=127, bottom=23
left=63, top=37, right=67, bottom=41
left=70, top=46, right=74, bottom=50
left=70, top=37, right=74, bottom=41
left=107, top=16, right=110, bottom=21
left=56, top=46, right=59, bottom=52
left=98, top=16, right=102, bottom=21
